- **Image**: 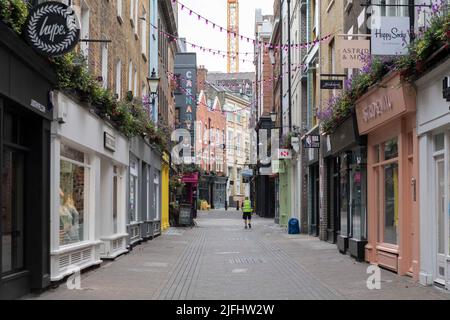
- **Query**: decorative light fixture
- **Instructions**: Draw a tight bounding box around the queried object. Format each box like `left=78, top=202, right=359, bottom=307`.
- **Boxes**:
left=147, top=68, right=160, bottom=98
left=270, top=110, right=277, bottom=123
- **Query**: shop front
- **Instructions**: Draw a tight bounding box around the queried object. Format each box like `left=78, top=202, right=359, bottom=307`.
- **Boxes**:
left=356, top=72, right=419, bottom=278
left=417, top=57, right=450, bottom=288
left=213, top=176, right=228, bottom=209
left=161, top=152, right=170, bottom=231
left=182, top=172, right=199, bottom=206
left=324, top=114, right=367, bottom=260
left=0, top=24, right=57, bottom=299
left=305, top=135, right=320, bottom=236
left=50, top=92, right=129, bottom=281
left=127, top=137, right=162, bottom=248
left=279, top=160, right=291, bottom=228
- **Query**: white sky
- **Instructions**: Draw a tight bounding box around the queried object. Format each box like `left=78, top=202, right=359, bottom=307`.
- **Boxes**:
left=178, top=0, right=274, bottom=73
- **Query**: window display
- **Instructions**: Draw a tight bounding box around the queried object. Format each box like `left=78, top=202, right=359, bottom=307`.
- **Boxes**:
left=59, top=144, right=86, bottom=246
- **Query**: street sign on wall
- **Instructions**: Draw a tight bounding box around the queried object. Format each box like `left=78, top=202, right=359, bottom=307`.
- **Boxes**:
left=25, top=1, right=80, bottom=57
left=372, top=16, right=410, bottom=56
left=278, top=149, right=292, bottom=159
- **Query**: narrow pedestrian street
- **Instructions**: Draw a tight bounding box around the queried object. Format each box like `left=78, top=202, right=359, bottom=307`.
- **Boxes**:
left=27, top=210, right=449, bottom=300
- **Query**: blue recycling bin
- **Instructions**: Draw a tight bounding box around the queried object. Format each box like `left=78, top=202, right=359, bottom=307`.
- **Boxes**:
left=288, top=218, right=300, bottom=234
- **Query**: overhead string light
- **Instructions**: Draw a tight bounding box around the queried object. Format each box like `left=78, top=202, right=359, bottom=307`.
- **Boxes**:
left=172, top=0, right=334, bottom=49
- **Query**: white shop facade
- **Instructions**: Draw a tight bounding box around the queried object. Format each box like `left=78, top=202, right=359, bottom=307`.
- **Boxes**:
left=417, top=57, right=450, bottom=289
left=49, top=91, right=129, bottom=281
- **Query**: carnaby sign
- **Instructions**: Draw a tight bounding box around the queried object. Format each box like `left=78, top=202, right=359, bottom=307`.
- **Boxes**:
left=25, top=2, right=80, bottom=57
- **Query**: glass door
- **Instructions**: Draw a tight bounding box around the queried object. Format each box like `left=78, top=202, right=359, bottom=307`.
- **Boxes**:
left=435, top=155, right=446, bottom=285
left=351, top=150, right=367, bottom=241
left=339, top=153, right=349, bottom=238
left=1, top=148, right=25, bottom=276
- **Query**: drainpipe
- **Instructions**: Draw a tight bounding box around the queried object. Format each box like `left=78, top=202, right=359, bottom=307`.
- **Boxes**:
left=287, top=0, right=292, bottom=132
left=279, top=0, right=283, bottom=142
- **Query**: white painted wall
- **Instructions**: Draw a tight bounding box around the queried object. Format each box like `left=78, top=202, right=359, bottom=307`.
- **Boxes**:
left=416, top=58, right=450, bottom=288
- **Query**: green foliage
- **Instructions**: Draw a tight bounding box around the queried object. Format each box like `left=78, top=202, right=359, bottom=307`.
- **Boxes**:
left=169, top=174, right=184, bottom=194
left=321, top=11, right=450, bottom=135
left=177, top=163, right=201, bottom=174
left=394, top=11, right=450, bottom=81
left=0, top=0, right=28, bottom=34
left=52, top=52, right=167, bottom=150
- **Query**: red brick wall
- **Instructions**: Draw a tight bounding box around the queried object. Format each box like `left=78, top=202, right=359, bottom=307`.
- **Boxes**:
left=262, top=50, right=274, bottom=116
left=197, top=65, right=208, bottom=92
left=196, top=91, right=226, bottom=173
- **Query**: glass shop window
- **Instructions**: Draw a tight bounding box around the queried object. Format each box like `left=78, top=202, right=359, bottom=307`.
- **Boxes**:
left=434, top=133, right=445, bottom=152
left=59, top=144, right=88, bottom=246
left=374, top=138, right=399, bottom=245
left=129, top=160, right=139, bottom=223
left=113, top=166, right=118, bottom=234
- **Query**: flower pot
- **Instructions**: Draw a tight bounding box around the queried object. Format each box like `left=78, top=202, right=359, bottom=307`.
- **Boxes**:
left=416, top=60, right=424, bottom=73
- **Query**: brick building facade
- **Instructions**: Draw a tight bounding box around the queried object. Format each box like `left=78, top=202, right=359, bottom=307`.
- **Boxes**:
left=70, top=0, right=150, bottom=102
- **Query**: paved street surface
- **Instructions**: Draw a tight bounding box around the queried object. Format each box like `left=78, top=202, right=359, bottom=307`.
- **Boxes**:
left=26, top=210, right=450, bottom=300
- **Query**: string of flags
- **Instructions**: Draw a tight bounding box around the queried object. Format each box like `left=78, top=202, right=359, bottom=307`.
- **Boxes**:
left=151, top=24, right=254, bottom=63
left=172, top=0, right=334, bottom=50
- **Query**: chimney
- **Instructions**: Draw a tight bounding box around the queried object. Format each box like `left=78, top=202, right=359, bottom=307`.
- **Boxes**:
left=197, top=65, right=208, bottom=92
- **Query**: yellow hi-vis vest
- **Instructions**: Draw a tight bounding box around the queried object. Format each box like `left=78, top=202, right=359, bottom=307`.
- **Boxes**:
left=243, top=200, right=252, bottom=213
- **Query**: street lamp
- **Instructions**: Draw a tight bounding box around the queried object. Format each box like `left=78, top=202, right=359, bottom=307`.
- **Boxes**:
left=147, top=68, right=160, bottom=102
left=270, top=110, right=277, bottom=124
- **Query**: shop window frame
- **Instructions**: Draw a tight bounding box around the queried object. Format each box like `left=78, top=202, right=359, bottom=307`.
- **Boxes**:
left=59, top=143, right=91, bottom=248
left=373, top=138, right=399, bottom=249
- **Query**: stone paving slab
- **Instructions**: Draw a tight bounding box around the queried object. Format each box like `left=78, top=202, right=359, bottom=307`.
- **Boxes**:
left=24, top=210, right=450, bottom=300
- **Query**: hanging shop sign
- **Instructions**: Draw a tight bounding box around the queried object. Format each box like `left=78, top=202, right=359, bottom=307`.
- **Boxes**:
left=25, top=1, right=80, bottom=57
left=337, top=40, right=370, bottom=69
left=320, top=79, right=343, bottom=90
left=304, top=135, right=320, bottom=149
left=291, top=136, right=300, bottom=153
left=372, top=17, right=410, bottom=56
left=278, top=149, right=292, bottom=159
left=104, top=132, right=116, bottom=152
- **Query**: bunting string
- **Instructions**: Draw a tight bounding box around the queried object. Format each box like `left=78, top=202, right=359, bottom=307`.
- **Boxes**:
left=173, top=0, right=334, bottom=49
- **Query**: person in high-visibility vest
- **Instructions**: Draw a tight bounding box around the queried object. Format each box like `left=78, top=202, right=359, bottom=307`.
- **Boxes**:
left=242, top=197, right=253, bottom=229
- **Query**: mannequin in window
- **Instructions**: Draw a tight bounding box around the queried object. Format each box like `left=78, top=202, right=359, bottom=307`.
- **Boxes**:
left=65, top=194, right=80, bottom=242
left=59, top=189, right=73, bottom=244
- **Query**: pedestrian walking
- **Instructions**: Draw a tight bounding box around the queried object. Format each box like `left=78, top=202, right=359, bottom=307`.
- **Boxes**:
left=242, top=197, right=253, bottom=229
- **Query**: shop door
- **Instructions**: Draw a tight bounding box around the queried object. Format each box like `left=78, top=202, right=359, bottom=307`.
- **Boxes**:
left=340, top=154, right=350, bottom=239
left=214, top=183, right=226, bottom=209
left=435, top=156, right=446, bottom=285
left=1, top=108, right=29, bottom=296
left=1, top=148, right=25, bottom=277
left=310, top=164, right=320, bottom=236
left=333, top=159, right=340, bottom=242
